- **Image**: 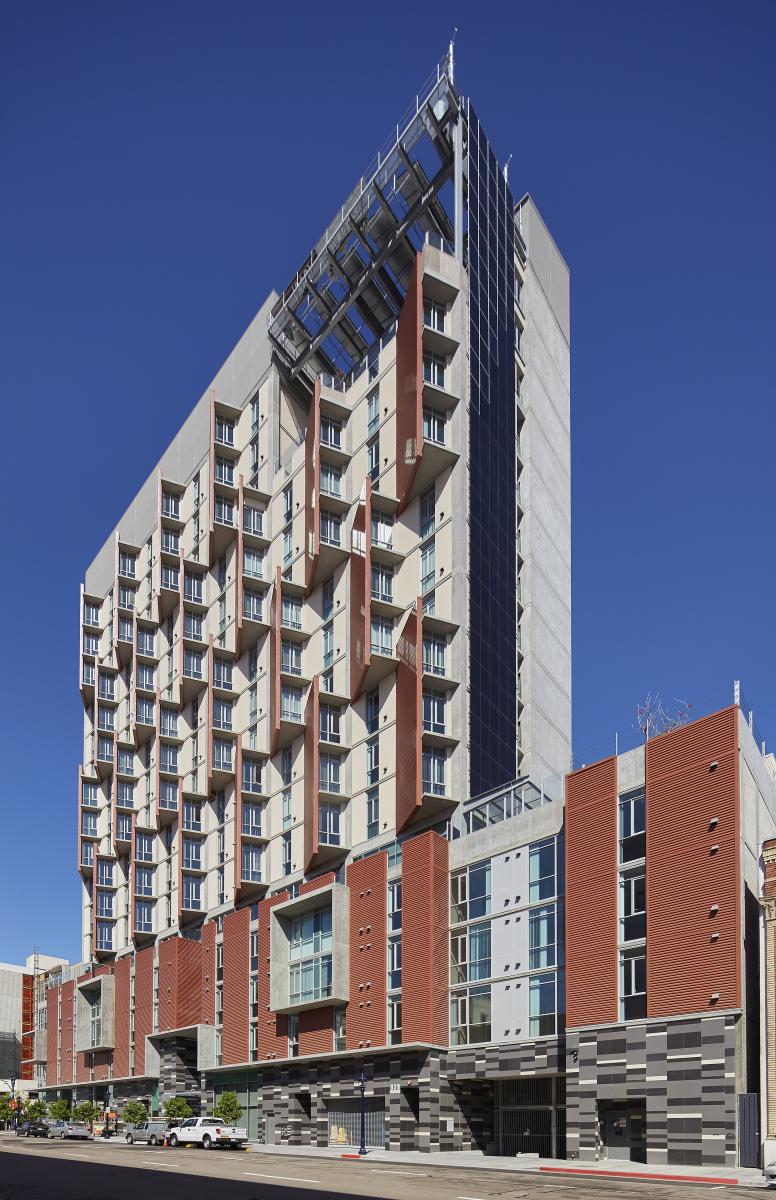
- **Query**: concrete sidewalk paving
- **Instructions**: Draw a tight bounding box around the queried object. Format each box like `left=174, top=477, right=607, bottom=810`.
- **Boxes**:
left=243, top=1142, right=767, bottom=1186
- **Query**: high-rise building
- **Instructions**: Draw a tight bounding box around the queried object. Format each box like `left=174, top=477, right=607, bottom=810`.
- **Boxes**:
left=0, top=952, right=68, bottom=1093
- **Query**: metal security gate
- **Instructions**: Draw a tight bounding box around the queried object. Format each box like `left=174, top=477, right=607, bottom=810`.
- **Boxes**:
left=496, top=1077, right=564, bottom=1158
left=738, top=1093, right=760, bottom=1168
left=327, top=1099, right=385, bottom=1148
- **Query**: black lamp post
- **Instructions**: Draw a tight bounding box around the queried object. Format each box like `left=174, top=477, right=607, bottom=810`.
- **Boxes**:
left=358, top=1070, right=367, bottom=1156
left=9, top=1073, right=17, bottom=1129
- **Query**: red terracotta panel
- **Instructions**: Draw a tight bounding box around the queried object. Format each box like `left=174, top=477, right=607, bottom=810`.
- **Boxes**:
left=646, top=706, right=740, bottom=1016
left=346, top=852, right=388, bottom=1049
left=395, top=253, right=424, bottom=510
left=60, top=981, right=74, bottom=1084
left=300, top=872, right=336, bottom=896
left=304, top=379, right=321, bottom=592
left=75, top=1050, right=89, bottom=1084
left=113, top=956, right=131, bottom=1078
left=395, top=602, right=422, bottom=833
left=177, top=937, right=203, bottom=1028
left=565, top=757, right=618, bottom=1028
left=46, top=986, right=59, bottom=1086
left=303, top=677, right=320, bottom=871
left=401, top=831, right=448, bottom=1044
left=92, top=1050, right=111, bottom=1081
left=258, top=892, right=289, bottom=1060
left=134, top=946, right=154, bottom=1076
left=201, top=921, right=216, bottom=1026
left=222, top=907, right=250, bottom=1066
left=299, top=1007, right=333, bottom=1057
left=157, top=937, right=178, bottom=1033
left=349, top=478, right=371, bottom=701
left=269, top=567, right=282, bottom=752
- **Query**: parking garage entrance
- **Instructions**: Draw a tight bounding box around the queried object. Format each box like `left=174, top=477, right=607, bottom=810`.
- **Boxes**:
left=495, top=1077, right=566, bottom=1158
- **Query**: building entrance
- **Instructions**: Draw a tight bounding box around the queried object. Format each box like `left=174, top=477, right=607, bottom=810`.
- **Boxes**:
left=600, top=1102, right=646, bottom=1162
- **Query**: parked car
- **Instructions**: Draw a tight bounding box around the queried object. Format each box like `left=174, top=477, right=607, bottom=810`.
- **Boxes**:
left=167, top=1116, right=248, bottom=1149
left=765, top=1161, right=776, bottom=1186
left=47, top=1120, right=93, bottom=1141
left=125, top=1120, right=168, bottom=1146
left=15, top=1121, right=49, bottom=1138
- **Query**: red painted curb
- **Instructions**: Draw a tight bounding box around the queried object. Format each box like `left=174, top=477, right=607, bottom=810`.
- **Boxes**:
left=340, top=1154, right=365, bottom=1160
left=540, top=1167, right=732, bottom=1186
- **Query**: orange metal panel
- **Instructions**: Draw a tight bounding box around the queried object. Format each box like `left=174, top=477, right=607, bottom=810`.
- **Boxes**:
left=395, top=601, right=422, bottom=833
left=401, top=831, right=448, bottom=1043
left=222, top=907, right=250, bottom=1065
left=258, top=892, right=289, bottom=1060
left=113, top=956, right=131, bottom=1078
left=346, top=852, right=388, bottom=1049
left=395, top=253, right=424, bottom=511
left=133, top=946, right=154, bottom=1076
left=298, top=1007, right=334, bottom=1056
left=303, top=676, right=320, bottom=870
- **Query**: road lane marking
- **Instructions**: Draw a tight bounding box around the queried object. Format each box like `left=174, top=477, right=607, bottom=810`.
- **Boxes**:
left=244, top=1172, right=320, bottom=1184
left=371, top=1169, right=431, bottom=1176
left=63, top=1153, right=91, bottom=1158
left=458, top=1195, right=487, bottom=1199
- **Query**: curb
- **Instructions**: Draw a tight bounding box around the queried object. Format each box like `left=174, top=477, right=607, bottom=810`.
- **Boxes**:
left=540, top=1166, right=736, bottom=1186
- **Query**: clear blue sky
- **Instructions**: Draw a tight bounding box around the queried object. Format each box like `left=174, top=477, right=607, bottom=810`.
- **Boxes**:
left=1, top=0, right=774, bottom=966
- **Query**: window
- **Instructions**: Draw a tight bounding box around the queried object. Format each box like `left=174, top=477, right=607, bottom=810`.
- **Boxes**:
left=184, top=573, right=204, bottom=603
left=366, top=737, right=380, bottom=787
left=320, top=417, right=341, bottom=448
left=281, top=831, right=292, bottom=876
left=81, top=811, right=97, bottom=838
left=84, top=631, right=100, bottom=655
left=367, top=388, right=379, bottom=434
left=287, top=1013, right=299, bottom=1057
left=119, top=552, right=137, bottom=578
left=118, top=781, right=134, bottom=808
left=423, top=351, right=446, bottom=388
left=320, top=509, right=341, bottom=547
left=243, top=505, right=263, bottom=536
left=183, top=612, right=203, bottom=641
left=281, top=640, right=302, bottom=677
left=214, top=496, right=234, bottom=526
left=162, top=491, right=180, bottom=519
left=422, top=691, right=445, bottom=734
left=136, top=697, right=154, bottom=725
left=213, top=739, right=233, bottom=771
left=117, top=619, right=132, bottom=644
left=117, top=748, right=134, bottom=774
left=241, top=588, right=262, bottom=622
left=422, top=632, right=445, bottom=675
left=289, top=908, right=332, bottom=1003
left=214, top=456, right=234, bottom=486
left=282, top=748, right=293, bottom=786
left=422, top=407, right=445, bottom=445
left=281, top=686, right=302, bottom=723
left=160, top=744, right=178, bottom=774
left=529, top=970, right=564, bottom=1036
left=182, top=838, right=202, bottom=871
left=242, top=758, right=263, bottom=794
left=318, top=803, right=340, bottom=846
left=241, top=844, right=262, bottom=883
left=82, top=661, right=95, bottom=685
left=620, top=872, right=646, bottom=943
left=451, top=985, right=491, bottom=1045
left=160, top=779, right=178, bottom=810
left=212, top=698, right=232, bottom=732
left=387, top=995, right=402, bottom=1045
left=356, top=779, right=377, bottom=838
left=451, top=861, right=491, bottom=923
left=620, top=948, right=646, bottom=1019
left=423, top=296, right=445, bottom=332
left=422, top=747, right=446, bottom=796
left=98, top=706, right=115, bottom=732
left=97, top=735, right=113, bottom=762
left=619, top=791, right=646, bottom=863
left=137, top=627, right=155, bottom=657
left=371, top=563, right=393, bottom=602
left=243, top=547, right=264, bottom=580
left=451, top=922, right=491, bottom=984
left=283, top=484, right=293, bottom=525
left=319, top=705, right=340, bottom=744
left=183, top=801, right=202, bottom=832
left=242, top=802, right=262, bottom=837
left=388, top=935, right=402, bottom=990
left=96, top=922, right=113, bottom=951
left=529, top=904, right=562, bottom=969
left=135, top=832, right=153, bottom=862
left=282, top=790, right=292, bottom=828
left=215, top=416, right=234, bottom=446
left=319, top=755, right=341, bottom=794
left=275, top=593, right=300, bottom=633
left=367, top=436, right=379, bottom=483
left=135, top=867, right=153, bottom=897
left=420, top=540, right=436, bottom=593
left=213, top=658, right=232, bottom=689
left=371, top=510, right=393, bottom=549
left=322, top=621, right=334, bottom=668
left=137, top=664, right=155, bottom=690
left=96, top=859, right=113, bottom=886
left=159, top=707, right=178, bottom=737
left=182, top=876, right=201, bottom=911
left=81, top=842, right=94, bottom=867
left=184, top=649, right=203, bottom=679
left=529, top=836, right=563, bottom=902
left=118, top=585, right=135, bottom=610
left=370, top=616, right=393, bottom=657
left=162, top=529, right=180, bottom=555
left=84, top=601, right=100, bottom=627
left=333, top=1006, right=346, bottom=1052
left=320, top=462, right=341, bottom=498
left=135, top=901, right=153, bottom=934
left=117, top=814, right=132, bottom=842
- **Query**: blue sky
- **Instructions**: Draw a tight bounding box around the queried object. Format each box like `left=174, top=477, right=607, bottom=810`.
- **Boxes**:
left=1, top=0, right=774, bottom=965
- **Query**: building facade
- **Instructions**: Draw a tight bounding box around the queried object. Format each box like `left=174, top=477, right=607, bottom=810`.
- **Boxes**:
left=0, top=953, right=68, bottom=1092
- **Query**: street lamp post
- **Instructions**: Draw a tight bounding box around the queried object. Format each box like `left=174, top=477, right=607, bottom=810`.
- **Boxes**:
left=358, top=1070, right=367, bottom=1156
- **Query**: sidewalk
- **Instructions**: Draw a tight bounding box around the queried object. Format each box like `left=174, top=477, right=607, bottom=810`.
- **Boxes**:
left=244, top=1142, right=766, bottom=1186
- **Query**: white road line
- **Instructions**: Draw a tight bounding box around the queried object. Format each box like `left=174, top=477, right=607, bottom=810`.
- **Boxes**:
left=140, top=1158, right=170, bottom=1165
left=371, top=1169, right=431, bottom=1176
left=63, top=1153, right=91, bottom=1158
left=458, top=1194, right=487, bottom=1199
left=244, top=1172, right=320, bottom=1184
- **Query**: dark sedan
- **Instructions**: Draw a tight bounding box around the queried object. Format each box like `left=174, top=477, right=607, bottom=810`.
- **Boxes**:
left=15, top=1120, right=50, bottom=1138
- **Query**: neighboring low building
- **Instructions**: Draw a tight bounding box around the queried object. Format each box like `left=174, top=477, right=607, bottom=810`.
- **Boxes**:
left=0, top=953, right=68, bottom=1094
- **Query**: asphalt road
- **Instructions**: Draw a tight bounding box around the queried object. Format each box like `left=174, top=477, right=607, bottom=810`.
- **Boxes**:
left=0, top=1137, right=764, bottom=1200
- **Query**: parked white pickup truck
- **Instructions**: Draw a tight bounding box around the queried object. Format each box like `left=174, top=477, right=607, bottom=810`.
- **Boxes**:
left=167, top=1116, right=248, bottom=1149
